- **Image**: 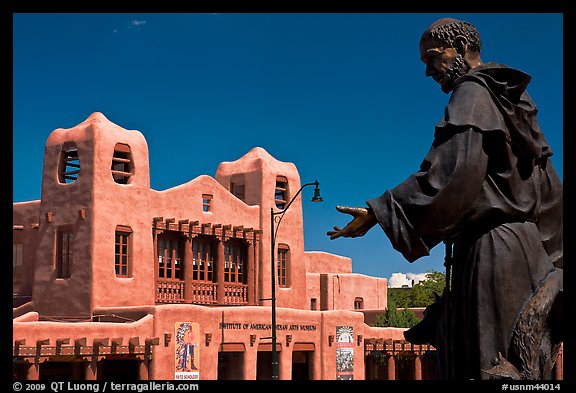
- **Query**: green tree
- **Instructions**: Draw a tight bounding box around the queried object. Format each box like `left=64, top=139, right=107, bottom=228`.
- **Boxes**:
left=388, top=271, right=446, bottom=308
left=373, top=298, right=420, bottom=328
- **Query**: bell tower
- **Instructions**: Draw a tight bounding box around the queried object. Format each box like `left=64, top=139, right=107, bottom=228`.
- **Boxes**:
left=32, top=112, right=154, bottom=318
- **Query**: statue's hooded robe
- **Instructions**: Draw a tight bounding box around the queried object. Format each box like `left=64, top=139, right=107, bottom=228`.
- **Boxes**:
left=366, top=62, right=563, bottom=379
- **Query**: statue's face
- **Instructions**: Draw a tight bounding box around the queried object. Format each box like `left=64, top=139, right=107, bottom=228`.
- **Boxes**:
left=420, top=36, right=461, bottom=93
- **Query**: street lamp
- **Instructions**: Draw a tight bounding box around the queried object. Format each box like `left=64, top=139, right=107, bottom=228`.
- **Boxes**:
left=270, top=180, right=322, bottom=380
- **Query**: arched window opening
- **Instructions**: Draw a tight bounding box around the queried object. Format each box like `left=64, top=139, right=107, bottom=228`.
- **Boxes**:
left=58, top=143, right=80, bottom=184
left=275, top=176, right=288, bottom=209
left=111, top=143, right=133, bottom=184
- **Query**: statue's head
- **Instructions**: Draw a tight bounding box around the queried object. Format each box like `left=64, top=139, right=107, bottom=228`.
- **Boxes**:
left=419, top=18, right=482, bottom=93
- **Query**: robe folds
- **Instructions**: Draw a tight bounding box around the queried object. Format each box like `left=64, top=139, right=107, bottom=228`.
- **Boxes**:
left=366, top=63, right=563, bottom=380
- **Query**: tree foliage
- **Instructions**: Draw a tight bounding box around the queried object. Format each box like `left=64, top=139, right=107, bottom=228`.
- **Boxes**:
left=388, top=271, right=446, bottom=308
left=373, top=298, right=420, bottom=328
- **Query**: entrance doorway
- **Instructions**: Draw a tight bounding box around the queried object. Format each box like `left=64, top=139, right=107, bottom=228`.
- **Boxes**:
left=39, top=361, right=85, bottom=380
left=256, top=351, right=272, bottom=380
left=291, top=351, right=312, bottom=380
left=98, top=359, right=140, bottom=380
left=217, top=352, right=244, bottom=380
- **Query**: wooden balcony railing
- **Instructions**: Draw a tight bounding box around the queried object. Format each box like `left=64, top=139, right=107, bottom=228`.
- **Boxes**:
left=155, top=280, right=247, bottom=305
left=224, top=283, right=248, bottom=305
left=156, top=280, right=185, bottom=303
left=188, top=282, right=217, bottom=305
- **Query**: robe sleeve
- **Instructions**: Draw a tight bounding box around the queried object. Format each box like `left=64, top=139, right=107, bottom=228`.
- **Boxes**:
left=366, top=127, right=489, bottom=262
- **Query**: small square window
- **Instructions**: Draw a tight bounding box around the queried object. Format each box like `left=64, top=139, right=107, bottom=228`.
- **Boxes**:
left=310, top=298, right=317, bottom=311
left=202, top=194, right=213, bottom=212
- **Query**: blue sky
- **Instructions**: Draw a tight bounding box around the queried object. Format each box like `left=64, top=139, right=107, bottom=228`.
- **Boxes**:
left=13, top=13, right=563, bottom=281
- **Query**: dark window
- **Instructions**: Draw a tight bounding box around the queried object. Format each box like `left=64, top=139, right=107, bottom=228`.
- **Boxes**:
left=59, top=143, right=80, bottom=184
left=277, top=244, right=289, bottom=287
left=224, top=240, right=247, bottom=283
left=111, top=143, right=133, bottom=184
left=354, top=297, right=364, bottom=310
left=202, top=194, right=212, bottom=212
left=310, top=298, right=317, bottom=310
left=192, top=235, right=214, bottom=282
left=56, top=230, right=73, bottom=278
left=115, top=226, right=132, bottom=278
left=13, top=243, right=23, bottom=269
left=158, top=233, right=184, bottom=280
left=275, top=176, right=288, bottom=209
left=230, top=174, right=246, bottom=201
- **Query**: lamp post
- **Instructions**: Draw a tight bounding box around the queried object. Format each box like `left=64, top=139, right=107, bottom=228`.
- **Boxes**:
left=270, top=180, right=323, bottom=380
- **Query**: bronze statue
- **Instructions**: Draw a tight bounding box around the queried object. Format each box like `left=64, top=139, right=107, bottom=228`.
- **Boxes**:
left=328, top=18, right=563, bottom=380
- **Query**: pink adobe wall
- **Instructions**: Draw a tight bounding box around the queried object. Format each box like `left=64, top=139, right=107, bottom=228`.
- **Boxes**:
left=13, top=201, right=41, bottom=298
left=89, top=113, right=155, bottom=310
left=216, top=148, right=308, bottom=310
left=307, top=273, right=387, bottom=311
left=149, top=175, right=260, bottom=230
left=12, top=313, right=155, bottom=349
left=363, top=325, right=407, bottom=341
left=146, top=304, right=369, bottom=380
left=305, top=251, right=351, bottom=274
left=32, top=116, right=98, bottom=318
left=14, top=311, right=40, bottom=323
left=316, top=309, right=366, bottom=380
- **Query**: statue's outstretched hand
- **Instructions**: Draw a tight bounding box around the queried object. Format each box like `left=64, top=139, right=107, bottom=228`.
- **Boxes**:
left=327, top=205, right=378, bottom=240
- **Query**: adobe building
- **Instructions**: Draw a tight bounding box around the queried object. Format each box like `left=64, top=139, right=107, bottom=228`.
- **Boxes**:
left=13, top=112, right=455, bottom=380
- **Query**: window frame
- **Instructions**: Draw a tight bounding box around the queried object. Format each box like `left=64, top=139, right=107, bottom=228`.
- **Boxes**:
left=202, top=194, right=213, bottom=212
left=157, top=232, right=184, bottom=281
left=224, top=239, right=247, bottom=284
left=277, top=244, right=290, bottom=288
left=13, top=243, right=23, bottom=269
left=111, top=143, right=133, bottom=184
left=274, top=176, right=288, bottom=210
left=58, top=143, right=80, bottom=184
left=192, top=235, right=214, bottom=282
left=310, top=298, right=317, bottom=311
left=56, top=229, right=73, bottom=279
left=115, top=225, right=132, bottom=278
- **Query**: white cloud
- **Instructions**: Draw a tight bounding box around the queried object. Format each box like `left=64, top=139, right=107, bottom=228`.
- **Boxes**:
left=388, top=272, right=430, bottom=288
left=114, top=20, right=148, bottom=34
left=131, top=20, right=147, bottom=27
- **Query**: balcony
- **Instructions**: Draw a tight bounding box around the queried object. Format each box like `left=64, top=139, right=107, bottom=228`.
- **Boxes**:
left=156, top=280, right=185, bottom=303
left=155, top=280, right=248, bottom=306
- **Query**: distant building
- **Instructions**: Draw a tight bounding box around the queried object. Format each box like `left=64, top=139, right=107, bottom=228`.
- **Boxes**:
left=388, top=272, right=430, bottom=288
left=13, top=113, right=438, bottom=380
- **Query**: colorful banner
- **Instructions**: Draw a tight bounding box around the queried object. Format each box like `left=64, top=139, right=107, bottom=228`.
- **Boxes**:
left=336, top=326, right=354, bottom=380
left=175, top=322, right=200, bottom=380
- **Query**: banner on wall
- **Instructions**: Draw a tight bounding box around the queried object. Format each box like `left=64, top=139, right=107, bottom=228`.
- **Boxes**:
left=175, top=322, right=200, bottom=380
left=336, top=326, right=354, bottom=380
